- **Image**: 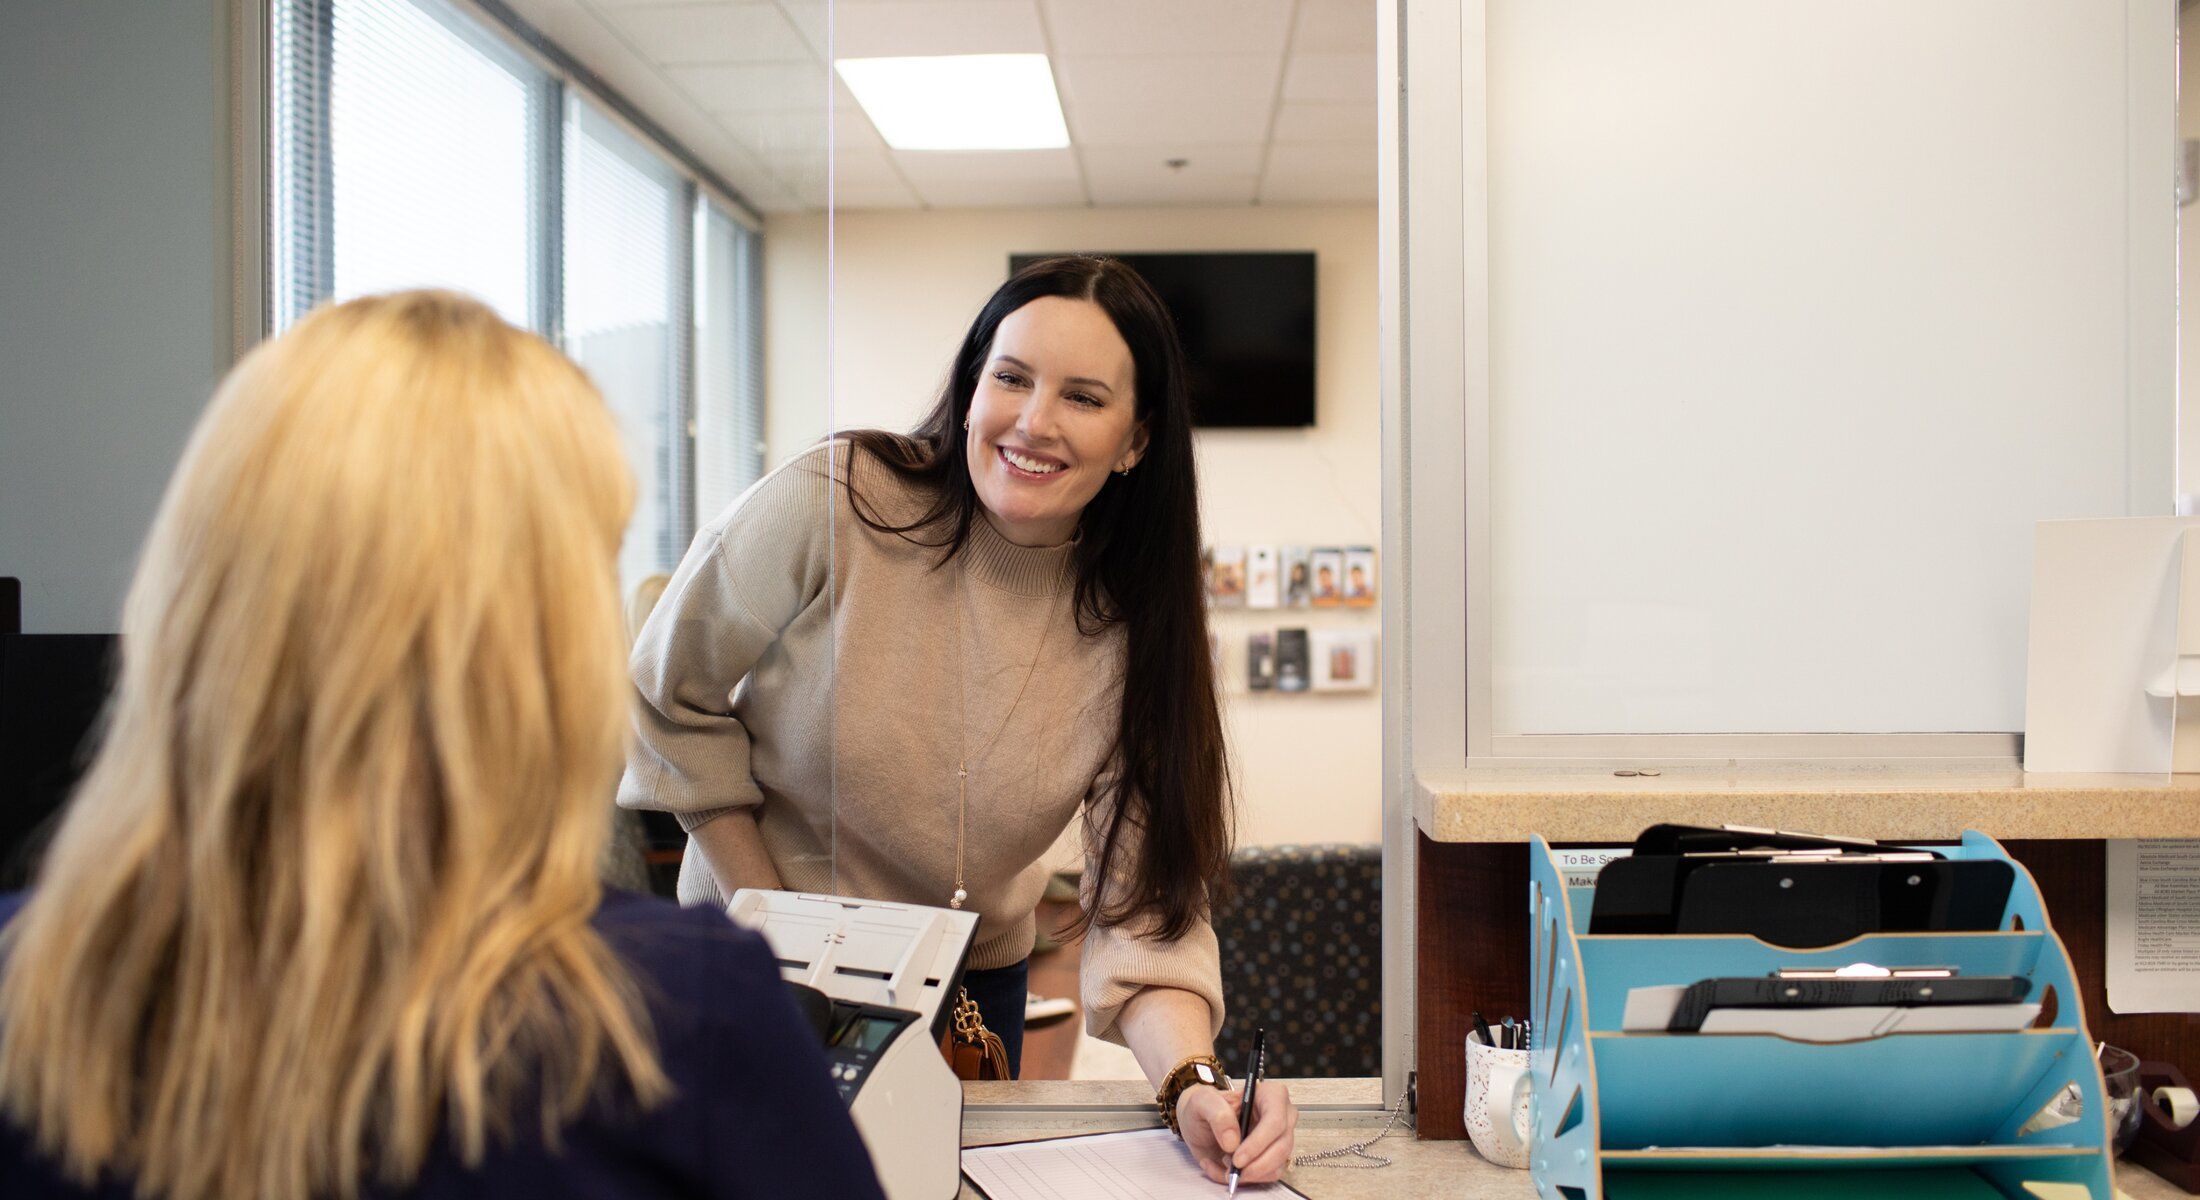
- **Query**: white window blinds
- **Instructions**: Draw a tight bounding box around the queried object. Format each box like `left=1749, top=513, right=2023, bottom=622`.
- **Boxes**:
left=695, top=200, right=766, bottom=523
left=564, top=99, right=693, bottom=595
left=270, top=0, right=550, bottom=331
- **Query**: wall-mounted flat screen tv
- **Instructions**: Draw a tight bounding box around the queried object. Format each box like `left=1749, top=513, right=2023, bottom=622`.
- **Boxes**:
left=1008, top=252, right=1316, bottom=428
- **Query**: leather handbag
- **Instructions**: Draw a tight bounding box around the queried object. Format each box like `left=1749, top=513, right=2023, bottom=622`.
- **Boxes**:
left=939, top=986, right=1011, bottom=1081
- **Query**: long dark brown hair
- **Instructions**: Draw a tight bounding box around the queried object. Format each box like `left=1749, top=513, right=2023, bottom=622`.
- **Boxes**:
left=843, top=256, right=1232, bottom=940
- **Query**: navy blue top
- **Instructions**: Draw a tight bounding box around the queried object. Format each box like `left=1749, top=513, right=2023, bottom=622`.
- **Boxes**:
left=0, top=890, right=888, bottom=1200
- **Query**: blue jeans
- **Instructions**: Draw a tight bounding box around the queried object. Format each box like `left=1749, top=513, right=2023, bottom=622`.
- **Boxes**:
left=959, top=959, right=1028, bottom=1080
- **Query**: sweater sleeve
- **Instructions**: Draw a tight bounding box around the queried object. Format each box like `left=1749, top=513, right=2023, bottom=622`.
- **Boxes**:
left=1074, top=781, right=1227, bottom=1046
left=617, top=450, right=836, bottom=832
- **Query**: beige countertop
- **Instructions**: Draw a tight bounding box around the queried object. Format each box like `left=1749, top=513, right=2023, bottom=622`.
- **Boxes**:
left=957, top=1080, right=2189, bottom=1198
left=1416, top=765, right=2200, bottom=843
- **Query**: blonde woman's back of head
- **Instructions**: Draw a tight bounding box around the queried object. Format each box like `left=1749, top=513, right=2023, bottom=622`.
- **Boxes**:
left=0, top=291, right=668, bottom=1200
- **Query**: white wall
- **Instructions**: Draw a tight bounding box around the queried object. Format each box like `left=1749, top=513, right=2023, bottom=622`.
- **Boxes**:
left=0, top=0, right=237, bottom=633
left=2183, top=2, right=2200, bottom=508
left=763, top=204, right=1382, bottom=848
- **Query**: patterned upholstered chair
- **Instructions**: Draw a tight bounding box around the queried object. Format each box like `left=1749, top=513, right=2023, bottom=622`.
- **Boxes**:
left=1210, top=843, right=1382, bottom=1078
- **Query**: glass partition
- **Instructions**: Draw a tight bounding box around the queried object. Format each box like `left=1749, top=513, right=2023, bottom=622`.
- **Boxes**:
left=812, top=0, right=1384, bottom=1085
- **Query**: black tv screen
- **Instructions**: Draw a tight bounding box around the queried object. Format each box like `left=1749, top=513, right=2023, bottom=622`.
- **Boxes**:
left=1007, top=252, right=1316, bottom=428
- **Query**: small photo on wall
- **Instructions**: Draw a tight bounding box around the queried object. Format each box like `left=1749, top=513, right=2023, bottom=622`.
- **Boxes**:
left=1209, top=545, right=1246, bottom=606
left=1344, top=546, right=1377, bottom=607
left=1282, top=546, right=1313, bottom=607
left=1246, top=545, right=1280, bottom=609
left=1312, top=629, right=1377, bottom=692
left=1310, top=548, right=1344, bottom=607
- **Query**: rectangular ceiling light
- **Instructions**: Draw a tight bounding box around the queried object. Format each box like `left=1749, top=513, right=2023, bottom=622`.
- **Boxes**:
left=834, top=54, right=1070, bottom=151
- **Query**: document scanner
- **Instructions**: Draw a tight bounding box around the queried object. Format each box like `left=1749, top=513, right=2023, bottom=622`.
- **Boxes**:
left=727, top=890, right=978, bottom=1200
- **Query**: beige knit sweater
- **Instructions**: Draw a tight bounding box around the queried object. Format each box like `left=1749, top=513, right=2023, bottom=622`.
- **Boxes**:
left=618, top=443, right=1224, bottom=1043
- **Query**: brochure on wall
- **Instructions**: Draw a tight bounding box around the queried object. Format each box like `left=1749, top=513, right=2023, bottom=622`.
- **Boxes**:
left=1274, top=628, right=1310, bottom=692
left=1208, top=545, right=1246, bottom=606
left=2108, top=838, right=2200, bottom=1013
left=1246, top=632, right=1276, bottom=691
left=1281, top=547, right=1312, bottom=607
left=1246, top=545, right=1280, bottom=608
left=1309, top=548, right=1343, bottom=607
left=1310, top=629, right=1375, bottom=691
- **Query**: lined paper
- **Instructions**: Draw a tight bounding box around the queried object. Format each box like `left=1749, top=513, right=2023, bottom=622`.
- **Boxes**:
left=960, top=1129, right=1308, bottom=1200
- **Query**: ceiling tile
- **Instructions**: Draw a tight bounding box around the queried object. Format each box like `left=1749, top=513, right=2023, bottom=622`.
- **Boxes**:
left=1291, top=0, right=1375, bottom=55
left=601, top=3, right=811, bottom=65
left=1087, top=173, right=1258, bottom=206
left=719, top=105, right=883, bottom=157
left=831, top=1, right=1045, bottom=58
left=748, top=183, right=808, bottom=212
left=1038, top=0, right=1291, bottom=59
left=890, top=147, right=1082, bottom=184
left=1281, top=52, right=1368, bottom=103
left=669, top=61, right=836, bottom=113
left=1081, top=141, right=1260, bottom=211
left=1078, top=143, right=1262, bottom=178
left=909, top=174, right=1088, bottom=208
left=1270, top=100, right=1373, bottom=144
left=781, top=0, right=828, bottom=57
left=831, top=177, right=925, bottom=209
left=1054, top=55, right=1278, bottom=145
left=762, top=146, right=906, bottom=188
left=512, top=0, right=643, bottom=75
left=718, top=108, right=829, bottom=155
left=1257, top=172, right=1375, bottom=204
left=1264, top=140, right=1376, bottom=180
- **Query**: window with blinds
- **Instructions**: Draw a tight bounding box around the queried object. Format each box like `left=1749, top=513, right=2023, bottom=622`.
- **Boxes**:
left=268, top=0, right=768, bottom=600
left=270, top=0, right=549, bottom=331
left=695, top=201, right=766, bottom=522
left=564, top=99, right=692, bottom=593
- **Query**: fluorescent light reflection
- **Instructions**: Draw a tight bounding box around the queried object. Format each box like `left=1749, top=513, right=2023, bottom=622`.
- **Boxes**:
left=834, top=54, right=1070, bottom=151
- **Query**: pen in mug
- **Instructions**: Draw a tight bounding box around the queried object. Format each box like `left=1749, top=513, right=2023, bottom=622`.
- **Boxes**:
left=1227, top=1028, right=1266, bottom=1197
left=1472, top=1010, right=1495, bottom=1048
left=1501, top=1017, right=1516, bottom=1050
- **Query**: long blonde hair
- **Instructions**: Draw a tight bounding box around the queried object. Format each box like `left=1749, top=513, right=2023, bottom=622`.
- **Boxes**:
left=0, top=291, right=670, bottom=1199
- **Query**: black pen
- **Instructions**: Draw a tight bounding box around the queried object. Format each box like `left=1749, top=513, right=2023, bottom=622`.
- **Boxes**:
left=1227, top=1028, right=1266, bottom=1196
left=1472, top=1009, right=1495, bottom=1048
left=1502, top=1017, right=1516, bottom=1050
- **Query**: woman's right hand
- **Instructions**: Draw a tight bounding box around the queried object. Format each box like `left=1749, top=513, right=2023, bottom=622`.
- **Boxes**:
left=1175, top=1080, right=1298, bottom=1186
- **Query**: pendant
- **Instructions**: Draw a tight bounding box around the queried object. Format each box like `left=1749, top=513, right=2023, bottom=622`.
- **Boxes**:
left=950, top=887, right=968, bottom=909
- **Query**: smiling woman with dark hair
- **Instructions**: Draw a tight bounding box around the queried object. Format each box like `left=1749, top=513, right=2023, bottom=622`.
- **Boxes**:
left=621, top=255, right=1299, bottom=1186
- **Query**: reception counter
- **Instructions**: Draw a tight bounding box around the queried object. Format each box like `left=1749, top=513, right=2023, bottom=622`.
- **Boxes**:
left=957, top=1080, right=2192, bottom=1198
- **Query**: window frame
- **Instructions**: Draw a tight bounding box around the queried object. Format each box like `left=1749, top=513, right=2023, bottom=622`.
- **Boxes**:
left=1405, top=0, right=2175, bottom=770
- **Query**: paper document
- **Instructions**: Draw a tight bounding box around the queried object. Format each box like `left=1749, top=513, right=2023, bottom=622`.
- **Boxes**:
left=960, top=1129, right=1309, bottom=1200
left=2108, top=839, right=2200, bottom=1013
left=1554, top=846, right=1631, bottom=889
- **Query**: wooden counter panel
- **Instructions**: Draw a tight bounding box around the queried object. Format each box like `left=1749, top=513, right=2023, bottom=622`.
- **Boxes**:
left=1414, top=835, right=1528, bottom=1141
left=2003, top=840, right=2200, bottom=1079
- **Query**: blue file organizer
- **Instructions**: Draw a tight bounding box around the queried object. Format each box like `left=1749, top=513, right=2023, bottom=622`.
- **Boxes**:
left=1523, top=832, right=2115, bottom=1199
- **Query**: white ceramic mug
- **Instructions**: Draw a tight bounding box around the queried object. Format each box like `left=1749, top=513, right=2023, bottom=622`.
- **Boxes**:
left=1464, top=1031, right=1535, bottom=1169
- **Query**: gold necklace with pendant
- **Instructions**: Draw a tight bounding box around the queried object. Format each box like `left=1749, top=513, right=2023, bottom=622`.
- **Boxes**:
left=949, top=560, right=1052, bottom=909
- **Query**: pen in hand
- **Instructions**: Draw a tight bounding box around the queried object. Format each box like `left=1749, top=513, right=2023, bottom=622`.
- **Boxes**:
left=1227, top=1028, right=1266, bottom=1196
